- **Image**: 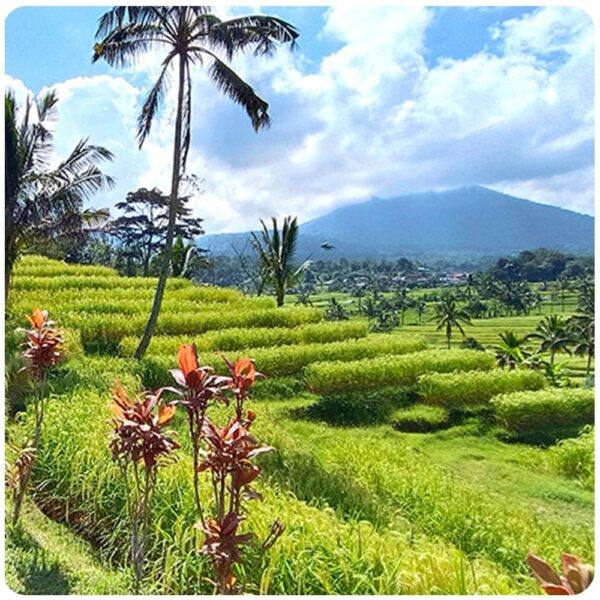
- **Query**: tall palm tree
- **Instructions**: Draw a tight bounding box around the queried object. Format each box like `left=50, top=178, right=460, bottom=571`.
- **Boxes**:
left=414, top=299, right=427, bottom=324
left=434, top=294, right=472, bottom=349
left=556, top=275, right=571, bottom=313
left=492, top=330, right=529, bottom=370
left=93, top=6, right=298, bottom=358
left=568, top=313, right=594, bottom=377
left=5, top=91, right=114, bottom=297
left=527, top=315, right=572, bottom=367
left=251, top=216, right=308, bottom=307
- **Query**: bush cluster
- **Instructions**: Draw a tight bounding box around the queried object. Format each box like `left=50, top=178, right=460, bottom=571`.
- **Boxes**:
left=306, top=349, right=495, bottom=395
left=491, top=389, right=595, bottom=445
left=119, top=321, right=368, bottom=356
left=73, top=307, right=323, bottom=353
left=392, top=404, right=451, bottom=433
left=547, top=426, right=594, bottom=490
left=419, top=369, right=547, bottom=409
left=136, top=336, right=427, bottom=386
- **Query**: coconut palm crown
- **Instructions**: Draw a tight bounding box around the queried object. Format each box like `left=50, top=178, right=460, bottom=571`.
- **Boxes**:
left=5, top=91, right=114, bottom=297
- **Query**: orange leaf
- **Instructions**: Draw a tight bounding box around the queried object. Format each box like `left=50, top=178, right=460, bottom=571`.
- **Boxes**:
left=158, top=403, right=176, bottom=425
left=235, top=357, right=256, bottom=382
left=28, top=307, right=46, bottom=329
left=178, top=344, right=199, bottom=376
left=112, top=381, right=131, bottom=410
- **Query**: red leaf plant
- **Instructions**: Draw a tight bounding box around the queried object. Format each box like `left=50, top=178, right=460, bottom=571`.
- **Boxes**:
left=172, top=346, right=282, bottom=594
left=527, top=551, right=594, bottom=595
left=110, top=382, right=179, bottom=591
left=170, top=344, right=232, bottom=522
left=11, top=309, right=63, bottom=525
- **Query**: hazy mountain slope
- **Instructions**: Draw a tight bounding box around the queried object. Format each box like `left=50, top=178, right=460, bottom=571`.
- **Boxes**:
left=202, top=186, right=594, bottom=259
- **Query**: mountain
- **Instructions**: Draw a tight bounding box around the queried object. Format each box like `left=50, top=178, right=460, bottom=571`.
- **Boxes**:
left=201, top=186, right=594, bottom=260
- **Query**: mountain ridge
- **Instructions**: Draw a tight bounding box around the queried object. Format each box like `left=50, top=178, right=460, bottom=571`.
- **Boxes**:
left=201, top=186, right=594, bottom=260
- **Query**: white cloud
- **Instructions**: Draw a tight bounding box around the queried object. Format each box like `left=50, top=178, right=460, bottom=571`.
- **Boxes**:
left=7, top=6, right=594, bottom=233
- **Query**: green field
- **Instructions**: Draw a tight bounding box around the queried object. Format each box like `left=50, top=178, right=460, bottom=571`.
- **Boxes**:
left=5, top=256, right=594, bottom=595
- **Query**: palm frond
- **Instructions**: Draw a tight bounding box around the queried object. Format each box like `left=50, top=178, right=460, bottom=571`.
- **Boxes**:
left=206, top=54, right=270, bottom=131
left=95, top=6, right=161, bottom=39
left=35, top=90, right=59, bottom=122
left=137, top=58, right=173, bottom=147
left=93, top=22, right=167, bottom=66
left=180, top=60, right=193, bottom=170
left=206, top=15, right=299, bottom=60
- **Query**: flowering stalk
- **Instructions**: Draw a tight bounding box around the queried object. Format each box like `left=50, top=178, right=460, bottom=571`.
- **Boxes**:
left=11, top=308, right=63, bottom=524
left=110, top=383, right=179, bottom=591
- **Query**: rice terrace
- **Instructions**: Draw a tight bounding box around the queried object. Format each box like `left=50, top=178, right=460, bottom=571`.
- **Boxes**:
left=4, top=3, right=595, bottom=597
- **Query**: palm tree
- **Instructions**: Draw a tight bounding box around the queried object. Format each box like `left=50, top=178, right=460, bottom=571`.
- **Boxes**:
left=557, top=275, right=571, bottom=312
left=527, top=315, right=572, bottom=367
left=93, top=6, right=298, bottom=358
left=434, top=294, right=472, bottom=349
left=251, top=216, right=308, bottom=307
left=492, top=331, right=529, bottom=370
left=5, top=91, right=114, bottom=297
left=414, top=299, right=427, bottom=324
left=568, top=313, right=594, bottom=377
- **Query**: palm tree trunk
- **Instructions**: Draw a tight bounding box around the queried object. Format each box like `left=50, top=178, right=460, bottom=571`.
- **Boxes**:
left=5, top=265, right=11, bottom=301
left=586, top=352, right=592, bottom=377
left=276, top=282, right=284, bottom=307
left=446, top=323, right=451, bottom=349
left=134, top=54, right=186, bottom=359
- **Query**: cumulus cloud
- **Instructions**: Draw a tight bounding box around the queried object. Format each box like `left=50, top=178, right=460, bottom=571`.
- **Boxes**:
left=7, top=5, right=594, bottom=233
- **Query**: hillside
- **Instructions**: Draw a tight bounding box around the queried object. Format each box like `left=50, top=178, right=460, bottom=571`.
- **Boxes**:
left=202, top=186, right=594, bottom=260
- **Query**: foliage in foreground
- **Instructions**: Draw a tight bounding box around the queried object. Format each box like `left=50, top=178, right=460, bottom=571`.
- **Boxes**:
left=27, top=382, right=527, bottom=594
left=527, top=551, right=594, bottom=595
left=8, top=309, right=63, bottom=525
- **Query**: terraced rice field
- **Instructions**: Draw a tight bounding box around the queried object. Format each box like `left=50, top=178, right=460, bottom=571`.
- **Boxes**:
left=5, top=256, right=594, bottom=594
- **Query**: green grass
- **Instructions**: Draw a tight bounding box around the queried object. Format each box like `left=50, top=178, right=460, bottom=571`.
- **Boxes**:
left=5, top=498, right=129, bottom=595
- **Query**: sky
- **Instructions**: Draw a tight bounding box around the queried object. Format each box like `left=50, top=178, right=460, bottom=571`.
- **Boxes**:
left=5, top=4, right=595, bottom=234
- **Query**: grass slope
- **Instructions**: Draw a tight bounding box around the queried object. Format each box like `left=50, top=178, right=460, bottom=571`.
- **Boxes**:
left=5, top=499, right=129, bottom=595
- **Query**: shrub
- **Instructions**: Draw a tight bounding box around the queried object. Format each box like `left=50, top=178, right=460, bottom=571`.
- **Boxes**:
left=119, top=321, right=368, bottom=356
left=75, top=307, right=324, bottom=353
left=307, top=386, right=418, bottom=426
left=140, top=336, right=427, bottom=387
left=547, top=426, right=594, bottom=489
left=306, top=349, right=495, bottom=395
left=491, top=389, right=595, bottom=445
left=12, top=274, right=193, bottom=291
left=109, top=384, right=179, bottom=590
left=392, top=404, right=450, bottom=433
left=252, top=377, right=304, bottom=400
left=419, top=369, right=547, bottom=409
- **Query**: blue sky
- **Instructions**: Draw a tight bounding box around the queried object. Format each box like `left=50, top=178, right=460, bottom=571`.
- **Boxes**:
left=5, top=5, right=594, bottom=233
left=6, top=6, right=537, bottom=93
